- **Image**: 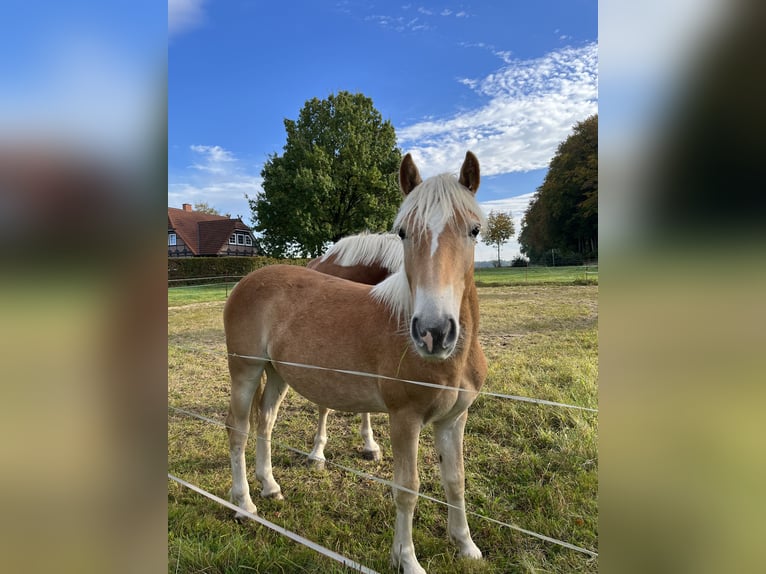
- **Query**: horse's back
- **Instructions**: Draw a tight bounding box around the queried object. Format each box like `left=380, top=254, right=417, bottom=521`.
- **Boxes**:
left=224, top=264, right=379, bottom=349
left=225, top=264, right=391, bottom=412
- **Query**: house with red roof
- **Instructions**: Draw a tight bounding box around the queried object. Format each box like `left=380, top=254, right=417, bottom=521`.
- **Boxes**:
left=168, top=204, right=260, bottom=257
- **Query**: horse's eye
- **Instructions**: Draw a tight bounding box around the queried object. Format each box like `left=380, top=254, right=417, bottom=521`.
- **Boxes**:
left=470, top=225, right=480, bottom=238
left=397, top=227, right=406, bottom=240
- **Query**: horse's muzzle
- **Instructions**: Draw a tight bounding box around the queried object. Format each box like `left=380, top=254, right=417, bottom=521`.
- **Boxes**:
left=410, top=315, right=458, bottom=359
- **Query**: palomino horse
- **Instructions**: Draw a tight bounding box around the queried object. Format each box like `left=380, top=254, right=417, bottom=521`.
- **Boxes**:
left=306, top=232, right=402, bottom=465
left=225, top=152, right=487, bottom=574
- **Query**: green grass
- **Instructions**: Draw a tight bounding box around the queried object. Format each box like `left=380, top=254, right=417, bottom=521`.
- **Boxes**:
left=168, top=283, right=598, bottom=573
left=168, top=282, right=238, bottom=306
left=168, top=266, right=598, bottom=307
left=474, top=265, right=598, bottom=287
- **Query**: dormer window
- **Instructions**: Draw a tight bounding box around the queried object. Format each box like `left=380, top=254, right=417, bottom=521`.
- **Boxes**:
left=230, top=231, right=252, bottom=246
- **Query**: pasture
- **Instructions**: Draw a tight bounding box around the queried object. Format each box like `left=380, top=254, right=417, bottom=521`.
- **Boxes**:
left=168, top=265, right=598, bottom=307
left=474, top=265, right=598, bottom=287
left=168, top=279, right=598, bottom=573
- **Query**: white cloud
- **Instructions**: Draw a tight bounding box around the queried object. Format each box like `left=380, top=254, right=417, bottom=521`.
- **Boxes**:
left=366, top=14, right=429, bottom=32
left=170, top=145, right=262, bottom=218
left=169, top=0, right=206, bottom=38
left=189, top=144, right=236, bottom=173
left=459, top=41, right=513, bottom=64
left=367, top=4, right=470, bottom=32
left=397, top=42, right=598, bottom=178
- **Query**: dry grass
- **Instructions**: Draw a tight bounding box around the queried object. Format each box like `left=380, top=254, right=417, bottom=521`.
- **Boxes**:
left=168, top=283, right=598, bottom=573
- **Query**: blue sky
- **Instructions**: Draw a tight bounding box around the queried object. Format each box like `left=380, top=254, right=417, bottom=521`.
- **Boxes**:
left=169, top=0, right=597, bottom=261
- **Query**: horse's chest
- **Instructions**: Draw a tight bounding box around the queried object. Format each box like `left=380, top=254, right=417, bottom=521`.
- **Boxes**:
left=420, top=382, right=478, bottom=424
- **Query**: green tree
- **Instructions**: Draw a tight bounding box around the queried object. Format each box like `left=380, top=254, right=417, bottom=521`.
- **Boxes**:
left=249, top=91, right=402, bottom=257
left=519, top=114, right=598, bottom=264
left=482, top=210, right=515, bottom=267
left=193, top=201, right=230, bottom=217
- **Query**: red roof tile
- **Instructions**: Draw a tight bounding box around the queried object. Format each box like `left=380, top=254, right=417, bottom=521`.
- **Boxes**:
left=168, top=207, right=252, bottom=255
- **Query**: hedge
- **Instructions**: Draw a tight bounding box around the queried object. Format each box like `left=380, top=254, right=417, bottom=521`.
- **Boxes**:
left=168, top=256, right=310, bottom=286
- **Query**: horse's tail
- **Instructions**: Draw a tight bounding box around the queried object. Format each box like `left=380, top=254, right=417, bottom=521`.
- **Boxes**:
left=250, top=371, right=266, bottom=430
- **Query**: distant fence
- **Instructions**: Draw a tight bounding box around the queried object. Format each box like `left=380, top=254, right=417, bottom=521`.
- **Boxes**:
left=168, top=256, right=309, bottom=286
left=168, top=265, right=599, bottom=304
left=473, top=264, right=598, bottom=286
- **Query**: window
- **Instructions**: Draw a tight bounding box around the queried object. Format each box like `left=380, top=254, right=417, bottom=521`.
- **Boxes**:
left=237, top=234, right=244, bottom=245
left=245, top=235, right=252, bottom=246
left=229, top=235, right=236, bottom=245
left=168, top=233, right=176, bottom=246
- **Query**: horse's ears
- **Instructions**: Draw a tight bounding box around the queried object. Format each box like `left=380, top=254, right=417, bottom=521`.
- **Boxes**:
left=459, top=151, right=480, bottom=194
left=399, top=153, right=422, bottom=196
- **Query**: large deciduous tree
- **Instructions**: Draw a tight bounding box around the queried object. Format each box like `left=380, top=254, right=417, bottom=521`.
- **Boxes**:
left=519, top=114, right=598, bottom=264
left=249, top=92, right=402, bottom=257
left=482, top=210, right=515, bottom=267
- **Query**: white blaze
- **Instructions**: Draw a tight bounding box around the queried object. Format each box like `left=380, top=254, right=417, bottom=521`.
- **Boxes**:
left=428, top=211, right=446, bottom=258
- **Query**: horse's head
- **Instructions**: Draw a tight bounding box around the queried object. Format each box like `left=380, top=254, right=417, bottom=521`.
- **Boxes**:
left=394, top=152, right=484, bottom=360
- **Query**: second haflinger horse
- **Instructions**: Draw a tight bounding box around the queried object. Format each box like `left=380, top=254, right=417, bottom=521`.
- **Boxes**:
left=306, top=232, right=402, bottom=465
left=225, top=151, right=488, bottom=574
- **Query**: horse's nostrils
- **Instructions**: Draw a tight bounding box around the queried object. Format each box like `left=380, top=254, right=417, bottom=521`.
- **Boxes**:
left=421, top=330, right=434, bottom=352
left=411, top=316, right=457, bottom=357
left=444, top=318, right=457, bottom=348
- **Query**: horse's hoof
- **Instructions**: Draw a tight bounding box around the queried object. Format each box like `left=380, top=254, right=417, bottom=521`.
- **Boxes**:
left=454, top=537, right=483, bottom=560
left=307, top=457, right=326, bottom=471
left=234, top=509, right=255, bottom=522
left=390, top=556, right=426, bottom=574
left=232, top=502, right=258, bottom=521
left=361, top=449, right=382, bottom=461
left=260, top=489, right=284, bottom=500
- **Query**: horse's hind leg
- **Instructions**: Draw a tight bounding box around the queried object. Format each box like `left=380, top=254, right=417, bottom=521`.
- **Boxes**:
left=360, top=412, right=382, bottom=461
left=254, top=364, right=289, bottom=499
left=433, top=411, right=481, bottom=559
left=226, top=358, right=265, bottom=518
left=308, top=406, right=330, bottom=469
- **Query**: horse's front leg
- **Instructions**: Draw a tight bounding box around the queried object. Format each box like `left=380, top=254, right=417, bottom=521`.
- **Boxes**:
left=433, top=411, right=481, bottom=559
left=389, top=411, right=426, bottom=574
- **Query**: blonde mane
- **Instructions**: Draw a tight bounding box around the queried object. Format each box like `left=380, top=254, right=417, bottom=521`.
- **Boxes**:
left=320, top=232, right=403, bottom=271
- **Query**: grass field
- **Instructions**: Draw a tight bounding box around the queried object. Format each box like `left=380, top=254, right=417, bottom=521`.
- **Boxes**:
left=168, top=265, right=598, bottom=307
left=473, top=265, right=598, bottom=287
left=168, top=274, right=598, bottom=572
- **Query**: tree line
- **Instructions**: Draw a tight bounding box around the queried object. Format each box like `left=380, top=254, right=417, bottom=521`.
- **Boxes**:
left=518, top=114, right=597, bottom=265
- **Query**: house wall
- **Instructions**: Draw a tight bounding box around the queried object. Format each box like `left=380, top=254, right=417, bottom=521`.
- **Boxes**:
left=168, top=232, right=195, bottom=257
left=216, top=244, right=259, bottom=257
left=167, top=237, right=259, bottom=257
